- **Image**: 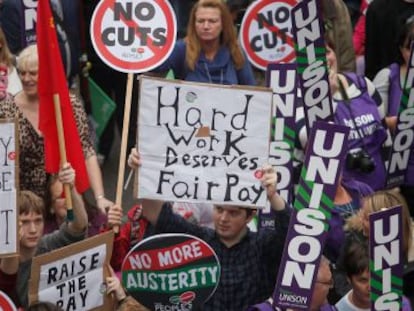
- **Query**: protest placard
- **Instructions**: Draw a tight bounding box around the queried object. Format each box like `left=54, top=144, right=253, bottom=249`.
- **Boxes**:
left=273, top=121, right=349, bottom=310
left=136, top=76, right=273, bottom=208
left=386, top=41, right=414, bottom=188
left=239, top=0, right=298, bottom=70
left=292, top=0, right=334, bottom=131
left=259, top=63, right=297, bottom=230
left=122, top=233, right=220, bottom=310
left=369, top=206, right=404, bottom=310
left=29, top=231, right=114, bottom=311
left=0, top=120, right=18, bottom=257
left=90, top=0, right=177, bottom=73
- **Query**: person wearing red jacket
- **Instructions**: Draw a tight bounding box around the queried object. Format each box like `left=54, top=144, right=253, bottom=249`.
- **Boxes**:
left=105, top=204, right=153, bottom=272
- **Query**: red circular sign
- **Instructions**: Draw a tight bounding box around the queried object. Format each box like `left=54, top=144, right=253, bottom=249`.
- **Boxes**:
left=90, top=0, right=177, bottom=73
left=0, top=291, right=17, bottom=311
left=240, top=0, right=298, bottom=71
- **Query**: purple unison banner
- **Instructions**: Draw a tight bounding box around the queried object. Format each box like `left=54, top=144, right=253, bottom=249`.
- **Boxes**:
left=369, top=206, right=404, bottom=310
left=386, top=42, right=414, bottom=188
left=291, top=0, right=333, bottom=132
left=259, top=63, right=297, bottom=230
left=272, top=121, right=349, bottom=310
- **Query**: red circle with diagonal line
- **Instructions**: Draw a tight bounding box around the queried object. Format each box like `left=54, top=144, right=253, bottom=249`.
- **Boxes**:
left=91, top=0, right=177, bottom=73
left=240, top=0, right=298, bottom=71
left=0, top=291, right=17, bottom=311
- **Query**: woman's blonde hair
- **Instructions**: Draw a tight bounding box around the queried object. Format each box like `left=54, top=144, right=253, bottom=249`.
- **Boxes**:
left=346, top=189, right=413, bottom=259
left=185, top=0, right=245, bottom=71
left=17, top=44, right=38, bottom=72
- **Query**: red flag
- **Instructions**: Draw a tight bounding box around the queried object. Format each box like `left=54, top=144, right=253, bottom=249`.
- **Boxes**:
left=36, top=0, right=89, bottom=192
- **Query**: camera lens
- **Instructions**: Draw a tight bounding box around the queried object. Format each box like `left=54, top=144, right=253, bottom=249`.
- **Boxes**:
left=359, top=156, right=375, bottom=173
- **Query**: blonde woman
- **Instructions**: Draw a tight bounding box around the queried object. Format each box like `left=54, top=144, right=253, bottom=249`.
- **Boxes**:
left=0, top=44, right=113, bottom=212
left=346, top=189, right=414, bottom=261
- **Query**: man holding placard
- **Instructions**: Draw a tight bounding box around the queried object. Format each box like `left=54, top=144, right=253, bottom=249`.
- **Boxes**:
left=0, top=163, right=88, bottom=309
left=109, top=148, right=291, bottom=310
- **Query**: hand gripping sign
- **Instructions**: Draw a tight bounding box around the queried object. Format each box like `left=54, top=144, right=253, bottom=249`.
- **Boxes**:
left=122, top=234, right=220, bottom=310
left=90, top=0, right=177, bottom=73
left=272, top=121, right=350, bottom=310
left=239, top=0, right=298, bottom=71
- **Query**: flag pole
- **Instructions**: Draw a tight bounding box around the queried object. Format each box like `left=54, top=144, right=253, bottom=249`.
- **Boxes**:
left=114, top=73, right=134, bottom=233
left=53, top=93, right=74, bottom=220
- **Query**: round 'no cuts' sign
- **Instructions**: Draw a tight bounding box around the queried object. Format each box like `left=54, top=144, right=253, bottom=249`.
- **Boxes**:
left=90, top=0, right=177, bottom=73
left=239, top=0, right=298, bottom=71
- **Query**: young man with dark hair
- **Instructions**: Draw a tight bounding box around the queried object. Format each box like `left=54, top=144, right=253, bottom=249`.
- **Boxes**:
left=108, top=148, right=291, bottom=311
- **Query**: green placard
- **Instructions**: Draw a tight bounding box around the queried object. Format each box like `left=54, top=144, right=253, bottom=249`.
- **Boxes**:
left=89, top=78, right=116, bottom=138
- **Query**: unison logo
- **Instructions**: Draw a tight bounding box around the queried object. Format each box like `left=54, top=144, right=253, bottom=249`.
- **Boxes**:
left=278, top=292, right=308, bottom=305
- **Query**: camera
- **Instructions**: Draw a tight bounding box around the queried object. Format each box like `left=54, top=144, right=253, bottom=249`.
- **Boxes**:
left=346, top=149, right=376, bottom=173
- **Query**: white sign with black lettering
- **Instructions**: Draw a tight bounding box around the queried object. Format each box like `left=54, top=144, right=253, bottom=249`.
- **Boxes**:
left=37, top=245, right=106, bottom=311
left=137, top=77, right=273, bottom=207
left=30, top=232, right=114, bottom=311
left=0, top=120, right=17, bottom=257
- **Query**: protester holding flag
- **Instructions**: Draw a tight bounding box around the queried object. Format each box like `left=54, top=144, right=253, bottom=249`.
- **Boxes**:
left=0, top=44, right=112, bottom=213
left=155, top=0, right=256, bottom=85
left=0, top=163, right=88, bottom=308
left=373, top=13, right=414, bottom=217
left=43, top=173, right=107, bottom=237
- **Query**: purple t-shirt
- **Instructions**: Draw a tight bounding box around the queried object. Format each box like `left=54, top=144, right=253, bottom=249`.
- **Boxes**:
left=334, top=73, right=387, bottom=190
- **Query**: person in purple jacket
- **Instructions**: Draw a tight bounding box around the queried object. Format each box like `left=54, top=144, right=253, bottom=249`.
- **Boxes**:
left=294, top=38, right=389, bottom=192
left=326, top=39, right=389, bottom=191
left=324, top=176, right=373, bottom=264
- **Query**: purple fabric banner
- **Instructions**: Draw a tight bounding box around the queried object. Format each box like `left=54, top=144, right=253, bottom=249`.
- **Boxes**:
left=291, top=0, right=333, bottom=132
left=259, top=63, right=297, bottom=230
left=369, top=205, right=404, bottom=310
left=272, top=121, right=349, bottom=310
left=386, top=42, right=414, bottom=188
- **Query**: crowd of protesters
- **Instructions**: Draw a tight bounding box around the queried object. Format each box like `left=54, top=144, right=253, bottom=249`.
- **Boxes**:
left=0, top=0, right=414, bottom=310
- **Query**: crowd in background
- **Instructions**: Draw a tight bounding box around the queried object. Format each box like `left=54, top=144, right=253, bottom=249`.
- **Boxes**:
left=0, top=0, right=414, bottom=310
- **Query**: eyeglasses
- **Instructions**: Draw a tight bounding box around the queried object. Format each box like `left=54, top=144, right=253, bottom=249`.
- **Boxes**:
left=315, top=278, right=334, bottom=289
